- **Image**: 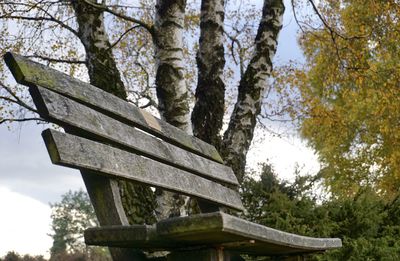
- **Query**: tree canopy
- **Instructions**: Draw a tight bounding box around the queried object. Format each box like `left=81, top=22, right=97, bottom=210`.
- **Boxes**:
left=280, top=0, right=400, bottom=199
left=49, top=190, right=110, bottom=261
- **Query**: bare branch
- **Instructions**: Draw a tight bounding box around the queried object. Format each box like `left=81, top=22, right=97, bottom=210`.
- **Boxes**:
left=25, top=54, right=85, bottom=64
left=108, top=25, right=140, bottom=51
left=0, top=117, right=44, bottom=125
left=35, top=2, right=80, bottom=37
left=80, top=0, right=154, bottom=37
left=0, top=82, right=38, bottom=113
left=0, top=14, right=79, bottom=37
left=133, top=59, right=158, bottom=109
left=290, top=0, right=306, bottom=34
left=106, top=4, right=152, bottom=10
left=224, top=30, right=245, bottom=78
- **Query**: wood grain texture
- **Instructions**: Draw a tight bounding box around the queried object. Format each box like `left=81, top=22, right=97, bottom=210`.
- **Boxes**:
left=157, top=212, right=342, bottom=252
left=84, top=224, right=173, bottom=250
left=85, top=212, right=342, bottom=255
left=31, top=86, right=238, bottom=186
left=80, top=173, right=129, bottom=226
left=4, top=52, right=223, bottom=164
left=42, top=129, right=244, bottom=211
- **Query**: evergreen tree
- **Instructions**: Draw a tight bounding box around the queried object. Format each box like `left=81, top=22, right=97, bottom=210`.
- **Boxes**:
left=241, top=164, right=400, bottom=260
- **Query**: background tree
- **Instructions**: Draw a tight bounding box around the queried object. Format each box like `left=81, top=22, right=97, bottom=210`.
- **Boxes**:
left=49, top=190, right=94, bottom=257
left=0, top=252, right=46, bottom=261
left=277, top=0, right=400, bottom=199
left=241, top=163, right=400, bottom=260
left=49, top=190, right=110, bottom=261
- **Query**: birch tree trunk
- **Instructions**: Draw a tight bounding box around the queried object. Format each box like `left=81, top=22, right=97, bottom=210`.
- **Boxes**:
left=222, top=0, right=285, bottom=183
left=191, top=0, right=226, bottom=149
left=71, top=0, right=157, bottom=226
left=71, top=0, right=125, bottom=99
left=153, top=0, right=190, bottom=219
left=154, top=0, right=190, bottom=133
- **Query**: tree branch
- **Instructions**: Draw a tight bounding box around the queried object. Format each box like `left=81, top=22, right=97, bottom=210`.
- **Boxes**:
left=80, top=0, right=155, bottom=38
left=0, top=117, right=45, bottom=125
left=25, top=54, right=85, bottom=64
left=191, top=0, right=226, bottom=148
left=290, top=0, right=306, bottom=34
left=307, top=0, right=369, bottom=40
left=0, top=14, right=79, bottom=37
left=108, top=25, right=140, bottom=51
left=0, top=82, right=38, bottom=113
left=224, top=30, right=245, bottom=78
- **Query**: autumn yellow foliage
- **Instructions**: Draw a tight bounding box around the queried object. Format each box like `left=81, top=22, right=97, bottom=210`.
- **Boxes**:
left=286, top=0, right=400, bottom=199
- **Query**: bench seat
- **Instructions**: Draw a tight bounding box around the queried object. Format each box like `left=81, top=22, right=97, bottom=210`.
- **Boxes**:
left=85, top=211, right=341, bottom=255
left=5, top=52, right=342, bottom=260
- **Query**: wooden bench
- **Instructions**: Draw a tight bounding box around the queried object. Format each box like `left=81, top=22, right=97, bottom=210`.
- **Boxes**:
left=5, top=52, right=342, bottom=261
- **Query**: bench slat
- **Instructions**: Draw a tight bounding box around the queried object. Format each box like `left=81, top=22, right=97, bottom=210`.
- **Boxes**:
left=156, top=212, right=342, bottom=252
left=84, top=212, right=342, bottom=255
left=31, top=86, right=238, bottom=186
left=42, top=129, right=244, bottom=211
left=4, top=52, right=224, bottom=163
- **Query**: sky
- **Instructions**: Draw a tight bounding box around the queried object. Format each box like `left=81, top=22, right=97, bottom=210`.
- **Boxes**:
left=0, top=0, right=319, bottom=258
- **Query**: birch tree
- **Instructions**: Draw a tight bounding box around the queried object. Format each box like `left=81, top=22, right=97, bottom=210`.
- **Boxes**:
left=222, top=0, right=285, bottom=183
left=0, top=0, right=285, bottom=229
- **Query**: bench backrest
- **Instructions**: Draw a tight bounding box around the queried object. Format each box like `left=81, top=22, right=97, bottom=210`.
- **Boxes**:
left=5, top=53, right=244, bottom=220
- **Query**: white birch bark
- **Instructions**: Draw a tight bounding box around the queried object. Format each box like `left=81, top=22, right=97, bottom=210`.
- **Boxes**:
left=191, top=0, right=226, bottom=149
left=154, top=0, right=190, bottom=219
left=71, top=0, right=126, bottom=99
left=222, top=0, right=285, bottom=183
left=154, top=0, right=190, bottom=133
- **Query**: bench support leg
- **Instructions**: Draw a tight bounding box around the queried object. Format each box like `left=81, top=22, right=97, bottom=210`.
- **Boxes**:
left=82, top=172, right=147, bottom=261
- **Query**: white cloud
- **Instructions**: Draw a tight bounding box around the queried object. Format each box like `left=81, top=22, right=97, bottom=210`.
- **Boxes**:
left=0, top=186, right=52, bottom=258
left=0, top=122, right=84, bottom=204
left=0, top=122, right=83, bottom=256
left=247, top=127, right=320, bottom=181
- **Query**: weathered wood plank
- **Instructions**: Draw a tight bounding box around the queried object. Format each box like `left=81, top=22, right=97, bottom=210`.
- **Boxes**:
left=42, top=129, right=244, bottom=211
left=84, top=212, right=342, bottom=255
left=30, top=86, right=238, bottom=186
left=4, top=52, right=223, bottom=163
left=84, top=224, right=175, bottom=250
left=157, top=212, right=342, bottom=254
